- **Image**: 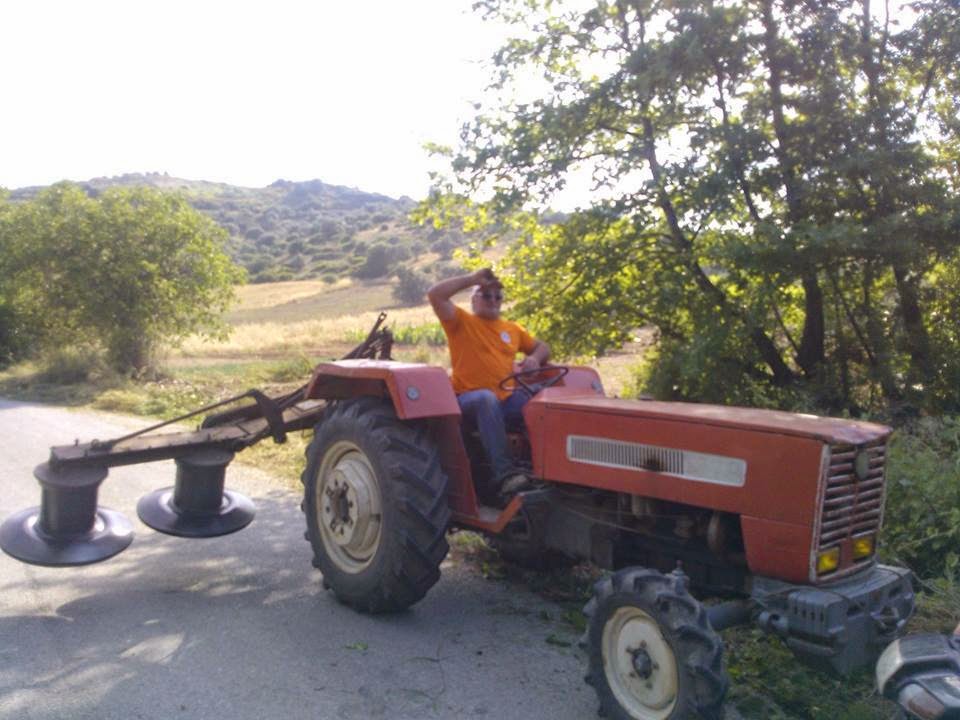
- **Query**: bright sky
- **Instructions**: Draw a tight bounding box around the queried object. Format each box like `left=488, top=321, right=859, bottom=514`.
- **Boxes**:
left=0, top=0, right=505, bottom=199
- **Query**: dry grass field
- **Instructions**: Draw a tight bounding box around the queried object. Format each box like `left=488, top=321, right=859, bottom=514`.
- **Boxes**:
left=173, top=278, right=648, bottom=396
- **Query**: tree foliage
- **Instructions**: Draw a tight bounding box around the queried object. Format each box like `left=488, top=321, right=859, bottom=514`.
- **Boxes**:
left=884, top=416, right=960, bottom=579
left=393, top=266, right=432, bottom=306
left=427, top=0, right=960, bottom=413
left=354, top=243, right=392, bottom=279
left=0, top=183, right=245, bottom=372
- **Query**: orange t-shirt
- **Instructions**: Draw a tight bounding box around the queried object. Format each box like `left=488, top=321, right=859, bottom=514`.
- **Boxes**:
left=440, top=306, right=537, bottom=400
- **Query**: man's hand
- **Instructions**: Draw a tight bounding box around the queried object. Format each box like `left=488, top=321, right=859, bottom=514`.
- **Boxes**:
left=473, top=267, right=498, bottom=287
left=520, top=340, right=550, bottom=373
left=519, top=355, right=541, bottom=372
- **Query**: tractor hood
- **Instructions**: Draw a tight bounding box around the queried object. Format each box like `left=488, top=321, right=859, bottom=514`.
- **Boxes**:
left=524, top=388, right=892, bottom=584
left=531, top=390, right=890, bottom=446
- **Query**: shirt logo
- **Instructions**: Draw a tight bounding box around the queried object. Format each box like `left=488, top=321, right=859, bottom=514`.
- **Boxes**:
left=500, top=331, right=511, bottom=344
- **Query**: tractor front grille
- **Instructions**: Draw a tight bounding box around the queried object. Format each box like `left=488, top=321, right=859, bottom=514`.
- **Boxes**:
left=817, top=440, right=887, bottom=551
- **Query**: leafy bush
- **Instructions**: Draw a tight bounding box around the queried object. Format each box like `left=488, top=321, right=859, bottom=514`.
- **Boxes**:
left=0, top=302, right=29, bottom=367
left=252, top=267, right=294, bottom=283
left=431, top=237, right=454, bottom=258
left=284, top=255, right=305, bottom=272
left=393, top=266, right=431, bottom=306
left=354, top=244, right=390, bottom=279
left=35, top=345, right=110, bottom=385
left=627, top=329, right=808, bottom=411
left=882, top=416, right=960, bottom=580
left=1, top=184, right=244, bottom=373
left=267, top=355, right=315, bottom=382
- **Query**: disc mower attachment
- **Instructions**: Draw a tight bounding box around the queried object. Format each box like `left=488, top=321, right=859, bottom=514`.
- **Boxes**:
left=0, top=314, right=393, bottom=567
left=137, top=448, right=255, bottom=537
left=0, top=462, right=133, bottom=567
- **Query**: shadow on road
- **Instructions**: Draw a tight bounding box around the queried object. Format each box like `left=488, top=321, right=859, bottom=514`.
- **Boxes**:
left=0, top=489, right=591, bottom=720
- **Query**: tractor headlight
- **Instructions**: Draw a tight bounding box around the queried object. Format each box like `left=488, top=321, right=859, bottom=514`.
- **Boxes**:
left=817, top=546, right=840, bottom=575
left=852, top=534, right=875, bottom=560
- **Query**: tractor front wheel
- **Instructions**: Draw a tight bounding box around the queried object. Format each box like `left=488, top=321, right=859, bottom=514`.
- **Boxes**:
left=583, top=567, right=727, bottom=720
left=302, top=398, right=450, bottom=613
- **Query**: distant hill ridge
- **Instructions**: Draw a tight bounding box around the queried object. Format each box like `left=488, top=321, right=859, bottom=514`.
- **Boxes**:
left=10, top=173, right=463, bottom=284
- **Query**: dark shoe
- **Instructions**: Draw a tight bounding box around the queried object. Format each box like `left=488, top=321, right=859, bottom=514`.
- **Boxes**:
left=500, top=473, right=532, bottom=497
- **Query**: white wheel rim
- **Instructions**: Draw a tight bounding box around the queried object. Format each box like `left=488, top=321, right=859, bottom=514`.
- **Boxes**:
left=315, top=441, right=383, bottom=573
left=602, top=606, right=679, bottom=720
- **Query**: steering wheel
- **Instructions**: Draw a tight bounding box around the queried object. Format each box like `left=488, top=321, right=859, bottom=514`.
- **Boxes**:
left=498, top=365, right=570, bottom=396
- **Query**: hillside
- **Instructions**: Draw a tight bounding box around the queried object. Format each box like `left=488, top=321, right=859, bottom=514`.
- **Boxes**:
left=9, top=173, right=466, bottom=284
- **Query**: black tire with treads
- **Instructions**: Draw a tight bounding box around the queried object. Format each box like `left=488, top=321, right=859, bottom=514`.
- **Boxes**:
left=301, top=398, right=450, bottom=613
left=583, top=567, right=727, bottom=719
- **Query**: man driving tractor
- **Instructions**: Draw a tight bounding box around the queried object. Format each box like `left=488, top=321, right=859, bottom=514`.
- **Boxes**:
left=427, top=268, right=551, bottom=500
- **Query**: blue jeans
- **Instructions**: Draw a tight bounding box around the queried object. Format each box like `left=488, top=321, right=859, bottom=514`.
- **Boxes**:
left=457, top=389, right=530, bottom=483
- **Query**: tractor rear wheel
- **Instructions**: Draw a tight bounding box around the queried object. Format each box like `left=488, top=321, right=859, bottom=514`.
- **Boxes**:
left=302, top=398, right=450, bottom=613
left=583, top=567, right=727, bottom=720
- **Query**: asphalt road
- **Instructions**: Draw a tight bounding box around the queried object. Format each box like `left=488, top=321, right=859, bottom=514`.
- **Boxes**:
left=0, top=399, right=596, bottom=720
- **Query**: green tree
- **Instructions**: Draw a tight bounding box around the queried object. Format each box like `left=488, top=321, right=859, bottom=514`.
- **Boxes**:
left=393, top=266, right=431, bottom=306
left=426, top=0, right=960, bottom=412
left=0, top=183, right=245, bottom=372
left=355, top=244, right=391, bottom=279
left=0, top=192, right=33, bottom=365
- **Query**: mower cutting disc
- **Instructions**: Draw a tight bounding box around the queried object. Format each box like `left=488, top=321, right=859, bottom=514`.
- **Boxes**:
left=137, top=487, right=255, bottom=537
left=0, top=505, right=133, bottom=567
left=137, top=448, right=255, bottom=537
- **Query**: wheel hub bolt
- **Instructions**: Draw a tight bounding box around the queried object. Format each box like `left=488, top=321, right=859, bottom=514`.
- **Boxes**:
left=630, top=647, right=654, bottom=679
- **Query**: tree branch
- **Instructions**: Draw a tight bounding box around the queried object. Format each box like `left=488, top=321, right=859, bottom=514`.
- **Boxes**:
left=771, top=301, right=801, bottom=357
left=639, top=114, right=795, bottom=384
left=712, top=60, right=764, bottom=226
left=827, top=269, right=878, bottom=367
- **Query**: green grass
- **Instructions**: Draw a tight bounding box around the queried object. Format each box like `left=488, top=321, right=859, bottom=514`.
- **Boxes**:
left=343, top=320, right=447, bottom=347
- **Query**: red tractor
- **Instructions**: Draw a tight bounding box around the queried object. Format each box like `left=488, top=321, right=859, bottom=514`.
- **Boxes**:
left=1, top=320, right=915, bottom=720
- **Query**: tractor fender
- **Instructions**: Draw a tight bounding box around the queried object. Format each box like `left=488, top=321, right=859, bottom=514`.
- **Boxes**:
left=305, top=359, right=461, bottom=420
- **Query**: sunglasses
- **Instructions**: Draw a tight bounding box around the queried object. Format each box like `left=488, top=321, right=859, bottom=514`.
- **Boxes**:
left=478, top=291, right=503, bottom=302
